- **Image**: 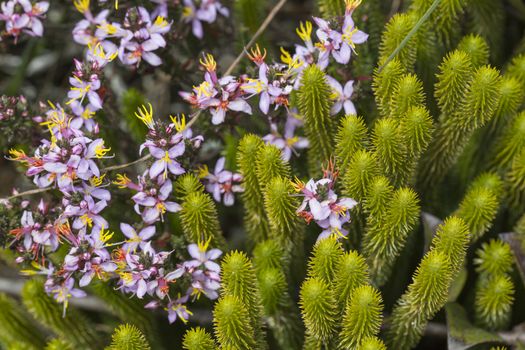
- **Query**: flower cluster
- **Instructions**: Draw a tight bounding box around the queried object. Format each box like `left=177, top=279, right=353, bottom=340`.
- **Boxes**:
left=293, top=161, right=358, bottom=241
left=263, top=112, right=309, bottom=161
left=182, top=0, right=229, bottom=39
left=73, top=1, right=172, bottom=67
left=200, top=156, right=243, bottom=206
left=0, top=0, right=49, bottom=42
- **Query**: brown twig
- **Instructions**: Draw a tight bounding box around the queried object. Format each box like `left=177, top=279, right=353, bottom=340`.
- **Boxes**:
left=1, top=0, right=288, bottom=202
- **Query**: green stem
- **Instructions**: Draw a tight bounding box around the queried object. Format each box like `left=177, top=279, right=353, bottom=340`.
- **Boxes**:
left=378, top=0, right=443, bottom=72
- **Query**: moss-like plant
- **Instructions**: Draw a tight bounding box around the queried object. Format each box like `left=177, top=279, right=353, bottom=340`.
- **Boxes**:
left=363, top=176, right=394, bottom=221
left=317, top=0, right=345, bottom=17
left=180, top=191, right=225, bottom=247
left=490, top=111, right=525, bottom=172
left=21, top=280, right=100, bottom=350
left=182, top=327, right=216, bottom=350
left=454, top=174, right=501, bottom=242
left=333, top=250, right=369, bottom=309
left=373, top=59, right=405, bottom=118
left=220, top=251, right=266, bottom=348
left=371, top=118, right=407, bottom=185
left=430, top=216, right=470, bottom=274
left=214, top=295, right=257, bottom=350
left=474, top=240, right=514, bottom=276
left=238, top=134, right=271, bottom=243
left=252, top=239, right=286, bottom=272
left=307, top=236, right=344, bottom=285
left=0, top=293, right=46, bottom=349
left=506, top=54, right=525, bottom=87
left=335, top=115, right=368, bottom=177
left=456, top=34, right=489, bottom=68
left=379, top=13, right=417, bottom=71
left=342, top=150, right=379, bottom=202
left=363, top=187, right=420, bottom=286
left=505, top=148, right=525, bottom=210
left=475, top=275, right=515, bottom=331
left=297, top=64, right=334, bottom=176
left=234, top=0, right=263, bottom=37
left=338, top=285, right=383, bottom=350
left=44, top=339, right=74, bottom=350
left=256, top=143, right=291, bottom=188
left=174, top=173, right=205, bottom=199
left=263, top=176, right=301, bottom=244
left=106, top=324, right=151, bottom=350
left=358, top=336, right=387, bottom=350
left=386, top=250, right=453, bottom=350
left=390, top=73, right=425, bottom=119
left=300, top=277, right=338, bottom=344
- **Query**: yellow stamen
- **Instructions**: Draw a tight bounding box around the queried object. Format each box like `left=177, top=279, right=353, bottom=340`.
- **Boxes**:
left=291, top=176, right=305, bottom=192
left=345, top=0, right=362, bottom=12
left=7, top=149, right=27, bottom=162
left=80, top=214, right=93, bottom=227
left=170, top=114, right=187, bottom=133
left=342, top=27, right=359, bottom=49
left=194, top=81, right=213, bottom=98
left=113, top=173, right=131, bottom=188
left=197, top=237, right=212, bottom=253
left=247, top=44, right=267, bottom=63
left=154, top=16, right=168, bottom=28
left=99, top=226, right=114, bottom=243
left=296, top=21, right=313, bottom=42
left=199, top=53, right=217, bottom=72
left=196, top=164, right=209, bottom=179
left=89, top=174, right=106, bottom=187
left=286, top=136, right=299, bottom=147
left=95, top=143, right=111, bottom=158
left=182, top=6, right=193, bottom=18
left=73, top=0, right=90, bottom=13
left=135, top=103, right=155, bottom=129
left=97, top=23, right=118, bottom=35
left=280, top=47, right=292, bottom=65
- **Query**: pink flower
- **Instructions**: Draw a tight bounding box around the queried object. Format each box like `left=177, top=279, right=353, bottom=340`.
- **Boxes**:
left=204, top=157, right=243, bottom=206
left=326, top=76, right=356, bottom=116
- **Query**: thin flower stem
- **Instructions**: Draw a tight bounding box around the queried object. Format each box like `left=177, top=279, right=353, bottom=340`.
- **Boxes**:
left=1, top=0, right=288, bottom=202
left=378, top=0, right=442, bottom=72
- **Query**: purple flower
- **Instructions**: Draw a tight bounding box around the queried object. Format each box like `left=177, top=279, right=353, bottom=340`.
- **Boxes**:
left=46, top=277, right=86, bottom=317
left=208, top=90, right=252, bottom=125
left=166, top=295, right=192, bottom=323
left=203, top=157, right=243, bottom=206
left=120, top=223, right=156, bottom=252
left=148, top=141, right=186, bottom=180
left=67, top=75, right=103, bottom=111
left=326, top=76, right=356, bottom=116
left=263, top=116, right=308, bottom=161
left=133, top=179, right=181, bottom=223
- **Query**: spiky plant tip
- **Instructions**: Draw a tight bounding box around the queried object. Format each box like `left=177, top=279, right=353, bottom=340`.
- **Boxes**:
left=371, top=118, right=406, bottom=183
left=182, top=327, right=216, bottom=350
left=342, top=150, right=379, bottom=201
left=253, top=239, right=285, bottom=272
left=256, top=144, right=291, bottom=187
left=335, top=115, right=368, bottom=174
left=257, top=267, right=288, bottom=315
left=308, top=236, right=344, bottom=284
left=431, top=216, right=470, bottom=274
left=339, top=285, right=383, bottom=350
left=45, top=339, right=74, bottom=350
left=299, top=277, right=337, bottom=342
left=364, top=175, right=394, bottom=218
left=214, top=295, right=257, bottom=350
left=379, top=13, right=417, bottom=71
left=174, top=173, right=204, bottom=198
left=457, top=34, right=489, bottom=68
left=475, top=275, right=515, bottom=331
left=181, top=191, right=224, bottom=247
left=391, top=73, right=425, bottom=119
left=474, top=239, right=514, bottom=276
left=373, top=58, right=405, bottom=117
left=107, top=324, right=151, bottom=350
left=264, top=176, right=300, bottom=243
left=334, top=250, right=370, bottom=308
left=506, top=54, right=525, bottom=86
left=358, top=336, right=387, bottom=350
left=401, top=106, right=434, bottom=157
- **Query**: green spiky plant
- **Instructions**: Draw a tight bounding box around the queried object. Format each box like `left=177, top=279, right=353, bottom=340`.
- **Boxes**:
left=106, top=324, right=151, bottom=350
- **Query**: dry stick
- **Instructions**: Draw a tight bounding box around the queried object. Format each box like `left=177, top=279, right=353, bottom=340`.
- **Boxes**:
left=1, top=0, right=288, bottom=202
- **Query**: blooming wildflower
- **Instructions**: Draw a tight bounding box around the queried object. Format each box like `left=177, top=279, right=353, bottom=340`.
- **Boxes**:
left=294, top=162, right=357, bottom=241
left=0, top=0, right=49, bottom=42
left=166, top=295, right=192, bottom=323
left=120, top=223, right=156, bottom=252
left=46, top=276, right=87, bottom=317
left=325, top=76, right=356, bottom=116
left=263, top=116, right=309, bottom=161
left=202, top=157, right=243, bottom=206
left=132, top=179, right=181, bottom=223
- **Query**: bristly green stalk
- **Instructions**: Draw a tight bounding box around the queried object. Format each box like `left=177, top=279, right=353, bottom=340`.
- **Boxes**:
left=333, top=250, right=369, bottom=309
left=371, top=118, right=407, bottom=186
left=174, top=173, right=205, bottom=199
left=297, top=65, right=334, bottom=177
left=338, top=285, right=383, bottom=350
left=454, top=176, right=500, bottom=243
left=335, top=115, right=368, bottom=177
left=419, top=65, right=502, bottom=188
left=317, top=0, right=345, bottom=17
left=363, top=176, right=394, bottom=222
left=358, top=336, right=387, bottom=350
left=475, top=275, right=515, bottom=331
left=106, top=324, right=151, bottom=350
left=182, top=327, right=216, bottom=350
left=489, top=111, right=525, bottom=172
left=307, top=236, right=344, bottom=285
left=252, top=239, right=286, bottom=272
left=410, top=0, right=466, bottom=45
left=456, top=34, right=489, bottom=68
left=263, top=176, right=301, bottom=244
left=390, top=73, right=425, bottom=119
left=430, top=216, right=470, bottom=274
left=342, top=150, right=379, bottom=202
left=256, top=143, right=291, bottom=189
left=505, top=148, right=525, bottom=210
left=237, top=134, right=271, bottom=243
left=434, top=50, right=473, bottom=117
left=364, top=187, right=420, bottom=286
left=379, top=13, right=418, bottom=71
left=467, top=0, right=505, bottom=63
left=299, top=277, right=338, bottom=344
left=220, top=251, right=266, bottom=348
left=474, top=240, right=514, bottom=276
left=386, top=250, right=453, bottom=350
left=515, top=213, right=525, bottom=235
left=470, top=172, right=504, bottom=195
left=373, top=59, right=405, bottom=118
left=22, top=280, right=100, bottom=350
left=506, top=54, right=525, bottom=88
left=257, top=267, right=289, bottom=314
left=490, top=77, right=524, bottom=133
left=180, top=191, right=225, bottom=247
left=45, top=339, right=73, bottom=350
left=400, top=106, right=434, bottom=182
left=213, top=295, right=257, bottom=350
left=0, top=293, right=46, bottom=350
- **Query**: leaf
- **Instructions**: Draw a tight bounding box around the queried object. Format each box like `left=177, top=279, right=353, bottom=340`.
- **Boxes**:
left=421, top=211, right=442, bottom=253
left=448, top=266, right=467, bottom=302
left=445, top=302, right=504, bottom=350
left=499, top=232, right=525, bottom=288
